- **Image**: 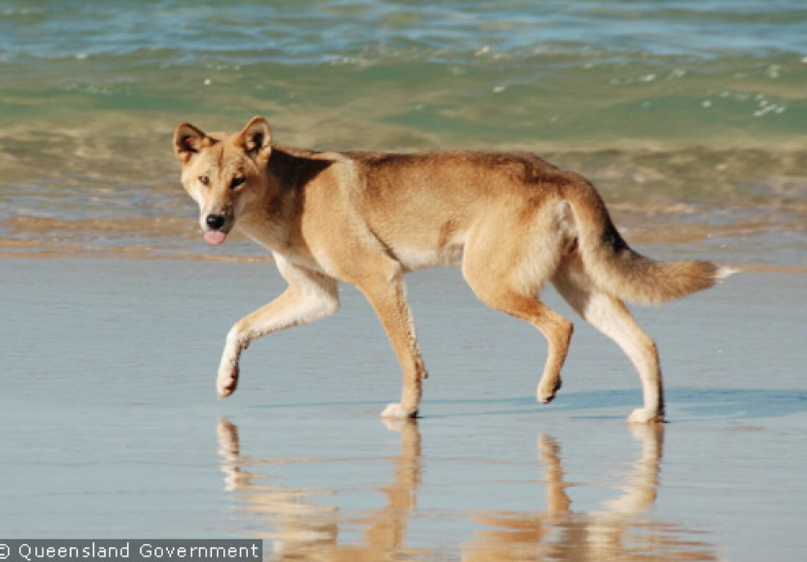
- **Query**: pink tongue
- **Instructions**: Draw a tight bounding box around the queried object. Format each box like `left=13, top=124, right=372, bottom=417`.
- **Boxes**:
left=204, top=231, right=228, bottom=245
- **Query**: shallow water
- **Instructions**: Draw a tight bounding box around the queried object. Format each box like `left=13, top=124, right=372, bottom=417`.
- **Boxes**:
left=1, top=0, right=806, bottom=266
left=1, top=258, right=805, bottom=560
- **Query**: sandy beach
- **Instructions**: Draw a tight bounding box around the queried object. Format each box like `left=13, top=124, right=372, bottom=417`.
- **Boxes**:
left=1, top=257, right=805, bottom=560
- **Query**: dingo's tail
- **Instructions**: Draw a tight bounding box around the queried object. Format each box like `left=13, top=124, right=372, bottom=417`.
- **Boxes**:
left=566, top=180, right=732, bottom=306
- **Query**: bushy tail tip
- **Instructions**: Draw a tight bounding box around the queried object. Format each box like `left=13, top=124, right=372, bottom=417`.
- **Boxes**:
left=715, top=266, right=739, bottom=281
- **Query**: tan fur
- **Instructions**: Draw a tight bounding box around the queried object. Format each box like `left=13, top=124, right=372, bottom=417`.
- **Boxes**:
left=174, top=116, right=730, bottom=423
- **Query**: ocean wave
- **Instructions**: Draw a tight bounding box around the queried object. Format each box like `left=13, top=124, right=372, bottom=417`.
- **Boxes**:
left=2, top=0, right=806, bottom=265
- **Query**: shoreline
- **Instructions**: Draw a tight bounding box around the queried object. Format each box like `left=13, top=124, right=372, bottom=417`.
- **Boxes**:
left=1, top=250, right=805, bottom=275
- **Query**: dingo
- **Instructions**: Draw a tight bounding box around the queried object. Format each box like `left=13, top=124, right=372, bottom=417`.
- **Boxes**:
left=174, top=116, right=730, bottom=423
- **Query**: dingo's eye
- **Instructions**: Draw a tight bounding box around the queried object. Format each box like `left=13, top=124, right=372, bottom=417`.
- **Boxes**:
left=230, top=176, right=246, bottom=189
left=199, top=175, right=210, bottom=186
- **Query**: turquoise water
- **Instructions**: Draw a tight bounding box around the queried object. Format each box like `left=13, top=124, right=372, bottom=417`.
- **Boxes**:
left=0, top=0, right=806, bottom=264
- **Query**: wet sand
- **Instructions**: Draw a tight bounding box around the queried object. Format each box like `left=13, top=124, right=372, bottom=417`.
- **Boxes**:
left=1, top=257, right=805, bottom=560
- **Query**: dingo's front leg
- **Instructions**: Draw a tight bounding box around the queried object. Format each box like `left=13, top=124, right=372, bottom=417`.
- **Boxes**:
left=217, top=257, right=339, bottom=397
left=356, top=270, right=427, bottom=419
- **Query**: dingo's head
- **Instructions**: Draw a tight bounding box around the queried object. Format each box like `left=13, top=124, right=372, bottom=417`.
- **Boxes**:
left=173, top=116, right=274, bottom=245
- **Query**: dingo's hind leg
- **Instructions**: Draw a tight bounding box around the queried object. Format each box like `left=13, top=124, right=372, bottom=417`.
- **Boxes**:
left=462, top=223, right=574, bottom=405
left=553, top=257, right=664, bottom=423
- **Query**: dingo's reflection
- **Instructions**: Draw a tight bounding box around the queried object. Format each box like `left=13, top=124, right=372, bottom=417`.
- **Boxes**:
left=217, top=420, right=714, bottom=561
left=465, top=425, right=715, bottom=561
left=217, top=417, right=428, bottom=560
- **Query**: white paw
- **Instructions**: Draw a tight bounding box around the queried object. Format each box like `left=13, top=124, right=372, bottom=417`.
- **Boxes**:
left=380, top=402, right=417, bottom=419
left=217, top=364, right=239, bottom=398
left=627, top=407, right=664, bottom=424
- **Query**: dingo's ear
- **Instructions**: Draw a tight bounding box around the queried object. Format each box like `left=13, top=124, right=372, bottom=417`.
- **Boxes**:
left=174, top=122, right=213, bottom=163
left=236, top=116, right=273, bottom=161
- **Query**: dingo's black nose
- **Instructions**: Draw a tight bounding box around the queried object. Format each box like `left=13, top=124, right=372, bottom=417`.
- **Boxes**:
left=206, top=214, right=226, bottom=230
